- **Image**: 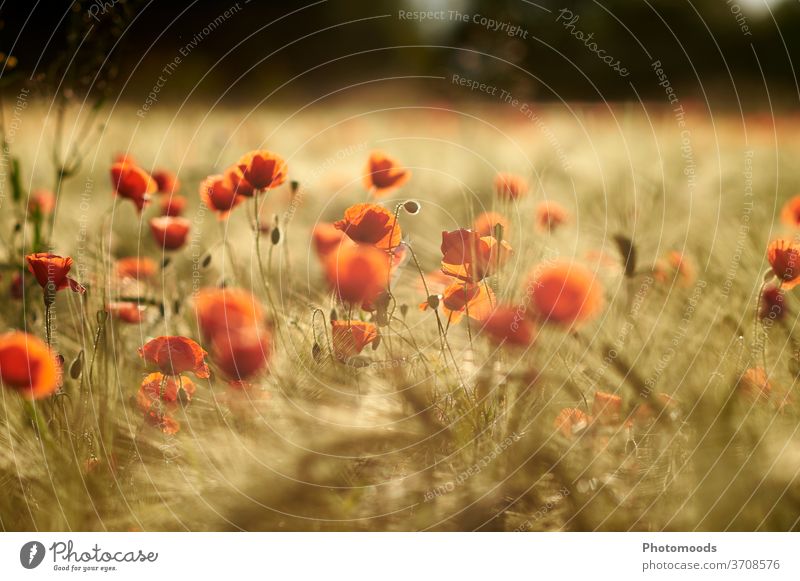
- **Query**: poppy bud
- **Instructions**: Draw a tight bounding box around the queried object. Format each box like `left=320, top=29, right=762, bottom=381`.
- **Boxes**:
left=290, top=180, right=300, bottom=195
left=402, top=200, right=420, bottom=215
left=372, top=335, right=381, bottom=351
left=271, top=226, right=281, bottom=245
left=312, top=341, right=323, bottom=363
left=202, top=254, right=212, bottom=268
left=69, top=351, right=84, bottom=379
left=399, top=304, right=408, bottom=318
left=427, top=294, right=440, bottom=310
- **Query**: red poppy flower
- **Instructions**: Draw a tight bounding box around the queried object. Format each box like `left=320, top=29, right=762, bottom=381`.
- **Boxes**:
left=0, top=331, right=59, bottom=400
left=208, top=327, right=271, bottom=382
left=363, top=150, right=411, bottom=197
left=473, top=211, right=509, bottom=238
left=767, top=237, right=800, bottom=288
left=152, top=169, right=180, bottom=195
left=330, top=320, right=378, bottom=360
left=325, top=243, right=390, bottom=305
left=312, top=222, right=348, bottom=260
left=738, top=367, right=771, bottom=403
left=437, top=281, right=495, bottom=324
left=479, top=305, right=536, bottom=347
left=137, top=372, right=196, bottom=413
left=592, top=391, right=622, bottom=425
left=440, top=229, right=511, bottom=283
left=160, top=194, right=187, bottom=217
left=225, top=166, right=256, bottom=197
left=553, top=407, right=591, bottom=438
left=143, top=409, right=180, bottom=435
left=110, top=161, right=156, bottom=213
left=526, top=261, right=604, bottom=327
left=334, top=203, right=402, bottom=251
left=200, top=173, right=245, bottom=219
left=26, top=253, right=85, bottom=295
left=494, top=172, right=528, bottom=200
left=236, top=150, right=288, bottom=191
left=116, top=257, right=158, bottom=281
left=194, top=287, right=264, bottom=341
left=780, top=195, right=800, bottom=227
left=28, top=189, right=55, bottom=216
left=536, top=201, right=569, bottom=232
left=139, top=336, right=210, bottom=378
left=761, top=285, right=787, bottom=321
left=149, top=216, right=191, bottom=251
left=106, top=301, right=147, bottom=324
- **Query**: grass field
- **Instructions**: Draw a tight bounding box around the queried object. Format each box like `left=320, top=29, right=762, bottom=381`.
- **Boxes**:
left=1, top=101, right=799, bottom=531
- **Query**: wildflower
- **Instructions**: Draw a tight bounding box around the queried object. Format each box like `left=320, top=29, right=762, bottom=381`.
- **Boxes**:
left=473, top=211, right=509, bottom=238
left=152, top=169, right=180, bottom=195
left=200, top=173, right=245, bottom=219
left=137, top=372, right=195, bottom=413
left=194, top=287, right=264, bottom=340
left=437, top=281, right=494, bottom=324
left=325, top=244, right=390, bottom=306
left=106, top=301, right=147, bottom=324
left=592, top=391, right=622, bottom=425
left=479, top=305, right=536, bottom=347
left=0, top=331, right=59, bottom=399
left=767, top=237, right=800, bottom=288
left=526, top=261, right=604, bottom=327
left=312, top=222, right=348, bottom=260
left=738, top=367, right=771, bottom=402
left=116, top=257, right=158, bottom=281
left=226, top=166, right=256, bottom=197
left=160, top=194, right=187, bottom=217
left=149, top=216, right=191, bottom=251
left=363, top=150, right=411, bottom=197
left=780, top=195, right=800, bottom=227
left=553, top=407, right=591, bottom=438
left=26, top=253, right=85, bottom=297
left=28, top=189, right=55, bottom=216
left=536, top=201, right=569, bottom=232
left=208, top=327, right=271, bottom=383
left=494, top=172, right=528, bottom=200
left=334, top=203, right=402, bottom=250
left=110, top=161, right=156, bottom=213
left=139, top=336, right=210, bottom=378
left=236, top=150, right=287, bottom=191
left=440, top=229, right=511, bottom=283
left=760, top=285, right=787, bottom=321
left=330, top=320, right=378, bottom=360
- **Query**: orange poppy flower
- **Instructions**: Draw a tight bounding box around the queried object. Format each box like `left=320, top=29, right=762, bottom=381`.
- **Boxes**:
left=143, top=408, right=180, bottom=435
left=312, top=222, right=348, bottom=261
left=526, top=261, right=604, bottom=327
left=479, top=305, right=536, bottom=347
left=325, top=243, right=390, bottom=305
left=110, top=161, right=156, bottom=213
left=226, top=166, right=256, bottom=197
left=494, top=172, right=528, bottom=200
left=334, top=203, right=402, bottom=251
left=194, top=287, right=264, bottom=340
left=137, top=372, right=196, bottom=413
left=363, top=150, right=411, bottom=197
left=536, top=201, right=569, bottom=232
left=331, top=320, right=378, bottom=360
left=760, top=285, right=787, bottom=321
left=767, top=237, right=800, bottom=288
left=780, top=195, right=800, bottom=227
left=26, top=253, right=85, bottom=295
left=553, top=407, right=591, bottom=438
left=440, top=229, right=511, bottom=283
left=473, top=211, right=509, bottom=238
left=592, top=391, right=622, bottom=425
left=106, top=301, right=147, bottom=324
left=149, top=216, right=191, bottom=251
left=160, top=194, right=187, bottom=217
left=152, top=169, right=180, bottom=195
left=116, top=257, right=157, bottom=281
left=438, top=281, right=495, bottom=324
left=0, top=331, right=59, bottom=400
left=738, top=367, right=771, bottom=402
left=200, top=173, right=245, bottom=219
left=236, top=150, right=288, bottom=191
left=139, top=336, right=210, bottom=378
left=208, top=327, right=271, bottom=382
left=28, top=189, right=55, bottom=216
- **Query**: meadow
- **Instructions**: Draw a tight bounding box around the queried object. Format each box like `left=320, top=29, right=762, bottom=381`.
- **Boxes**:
left=1, top=100, right=799, bottom=531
